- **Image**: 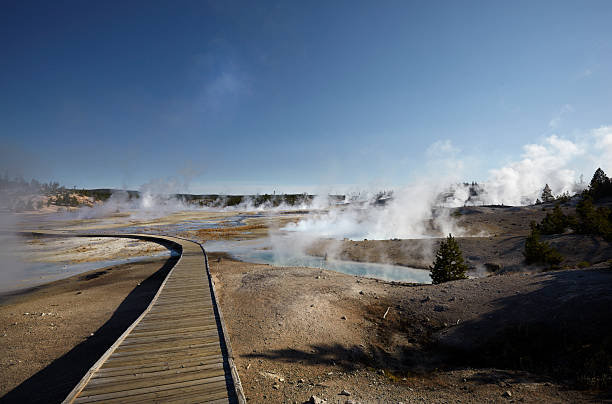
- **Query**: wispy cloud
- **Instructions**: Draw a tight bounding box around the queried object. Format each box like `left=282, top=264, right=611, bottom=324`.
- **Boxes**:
left=548, top=104, right=574, bottom=129
left=576, top=67, right=593, bottom=79
left=426, top=139, right=459, bottom=156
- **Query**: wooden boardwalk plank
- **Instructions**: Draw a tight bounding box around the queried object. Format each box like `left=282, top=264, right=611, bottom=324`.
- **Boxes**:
left=56, top=234, right=245, bottom=404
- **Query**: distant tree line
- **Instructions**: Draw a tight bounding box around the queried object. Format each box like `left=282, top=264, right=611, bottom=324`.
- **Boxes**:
left=0, top=173, right=91, bottom=211
left=0, top=173, right=65, bottom=195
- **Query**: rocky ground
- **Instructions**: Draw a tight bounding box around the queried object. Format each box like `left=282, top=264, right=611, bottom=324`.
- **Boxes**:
left=209, top=252, right=611, bottom=404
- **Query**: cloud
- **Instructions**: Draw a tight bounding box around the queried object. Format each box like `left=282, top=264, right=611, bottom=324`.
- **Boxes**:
left=484, top=135, right=584, bottom=205
left=425, top=139, right=464, bottom=179
left=592, top=125, right=612, bottom=173
left=577, top=68, right=593, bottom=79
left=548, top=104, right=574, bottom=129
left=426, top=139, right=459, bottom=156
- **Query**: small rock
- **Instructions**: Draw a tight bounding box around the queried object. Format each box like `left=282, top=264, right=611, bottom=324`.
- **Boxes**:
left=339, top=389, right=351, bottom=396
left=377, top=369, right=385, bottom=375
left=279, top=377, right=285, bottom=382
left=341, top=315, right=347, bottom=320
left=298, top=378, right=305, bottom=383
left=359, top=290, right=364, bottom=295
left=316, top=276, right=321, bottom=279
left=309, top=395, right=327, bottom=404
left=272, top=384, right=279, bottom=390
left=433, top=305, right=447, bottom=312
left=421, top=296, right=431, bottom=303
left=502, top=390, right=512, bottom=398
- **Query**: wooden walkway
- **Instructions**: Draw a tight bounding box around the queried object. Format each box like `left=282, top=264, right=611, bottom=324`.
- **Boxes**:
left=52, top=234, right=246, bottom=404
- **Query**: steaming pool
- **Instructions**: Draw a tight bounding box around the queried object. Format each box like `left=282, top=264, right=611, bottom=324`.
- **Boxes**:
left=0, top=247, right=178, bottom=297
left=204, top=239, right=431, bottom=283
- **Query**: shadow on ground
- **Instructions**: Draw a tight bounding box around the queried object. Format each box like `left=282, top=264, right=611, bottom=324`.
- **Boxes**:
left=437, top=268, right=612, bottom=391
left=0, top=250, right=180, bottom=404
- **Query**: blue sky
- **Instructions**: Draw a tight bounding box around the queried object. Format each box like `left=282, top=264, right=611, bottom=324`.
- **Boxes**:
left=1, top=1, right=611, bottom=193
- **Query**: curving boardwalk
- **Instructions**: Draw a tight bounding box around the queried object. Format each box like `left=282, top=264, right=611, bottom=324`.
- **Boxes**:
left=47, top=234, right=246, bottom=404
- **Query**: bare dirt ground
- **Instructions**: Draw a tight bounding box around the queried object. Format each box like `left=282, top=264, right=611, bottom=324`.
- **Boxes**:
left=0, top=255, right=177, bottom=403
left=209, top=253, right=611, bottom=404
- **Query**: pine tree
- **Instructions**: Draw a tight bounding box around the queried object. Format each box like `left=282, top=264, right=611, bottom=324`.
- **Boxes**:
left=430, top=234, right=468, bottom=284
left=541, top=184, right=554, bottom=203
left=538, top=204, right=575, bottom=234
left=589, top=168, right=612, bottom=200
left=590, top=168, right=608, bottom=189
left=524, top=221, right=563, bottom=267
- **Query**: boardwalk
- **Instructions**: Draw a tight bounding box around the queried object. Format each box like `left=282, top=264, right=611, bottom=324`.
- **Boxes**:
left=54, top=234, right=245, bottom=404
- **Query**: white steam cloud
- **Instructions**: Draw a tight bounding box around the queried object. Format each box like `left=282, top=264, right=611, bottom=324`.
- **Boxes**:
left=483, top=135, right=585, bottom=205
left=284, top=127, right=611, bottom=242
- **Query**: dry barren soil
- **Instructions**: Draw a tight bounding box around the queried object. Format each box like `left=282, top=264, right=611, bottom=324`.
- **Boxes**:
left=209, top=253, right=611, bottom=404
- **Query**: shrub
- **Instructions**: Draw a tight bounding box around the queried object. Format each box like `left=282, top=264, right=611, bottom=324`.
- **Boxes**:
left=555, top=191, right=572, bottom=203
left=575, top=195, right=612, bottom=240
left=524, top=222, right=563, bottom=268
left=537, top=204, right=576, bottom=234
left=430, top=234, right=468, bottom=284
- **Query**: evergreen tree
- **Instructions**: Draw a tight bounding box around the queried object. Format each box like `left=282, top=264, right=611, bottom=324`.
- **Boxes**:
left=589, top=168, right=612, bottom=200
left=430, top=234, right=468, bottom=284
left=538, top=204, right=576, bottom=234
left=575, top=195, right=612, bottom=239
left=541, top=184, right=554, bottom=203
left=590, top=168, right=609, bottom=189
left=524, top=221, right=563, bottom=268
